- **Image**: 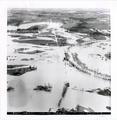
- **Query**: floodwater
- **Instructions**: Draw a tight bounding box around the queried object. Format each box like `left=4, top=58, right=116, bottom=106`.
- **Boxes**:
left=7, top=18, right=110, bottom=112
left=7, top=40, right=110, bottom=112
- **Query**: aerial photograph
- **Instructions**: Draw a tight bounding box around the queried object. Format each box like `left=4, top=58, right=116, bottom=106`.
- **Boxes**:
left=7, top=8, right=111, bottom=114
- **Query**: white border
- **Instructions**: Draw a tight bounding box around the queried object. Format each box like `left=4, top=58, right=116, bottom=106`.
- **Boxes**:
left=0, top=0, right=116, bottom=120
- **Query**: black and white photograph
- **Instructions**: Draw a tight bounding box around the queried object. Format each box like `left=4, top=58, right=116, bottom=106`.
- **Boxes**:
left=7, top=8, right=111, bottom=115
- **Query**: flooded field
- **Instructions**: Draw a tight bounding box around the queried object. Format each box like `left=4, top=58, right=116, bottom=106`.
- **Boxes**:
left=7, top=9, right=111, bottom=114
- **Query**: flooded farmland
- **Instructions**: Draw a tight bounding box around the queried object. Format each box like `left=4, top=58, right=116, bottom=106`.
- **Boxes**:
left=7, top=9, right=111, bottom=114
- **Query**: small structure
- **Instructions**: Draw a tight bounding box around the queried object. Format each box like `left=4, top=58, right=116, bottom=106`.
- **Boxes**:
left=33, top=84, right=52, bottom=92
left=7, top=86, right=14, bottom=92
